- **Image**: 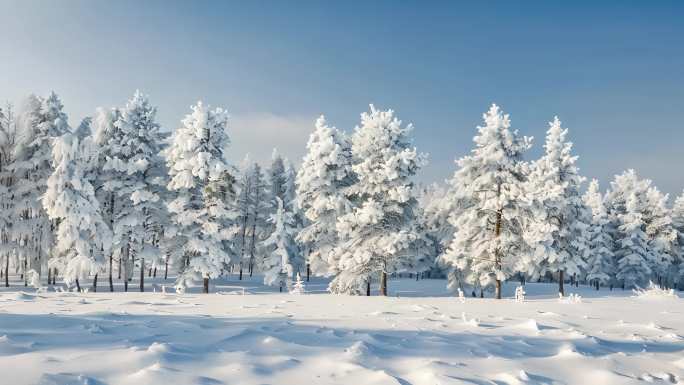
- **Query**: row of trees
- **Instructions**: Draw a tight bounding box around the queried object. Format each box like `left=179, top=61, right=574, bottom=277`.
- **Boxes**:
left=0, top=93, right=682, bottom=297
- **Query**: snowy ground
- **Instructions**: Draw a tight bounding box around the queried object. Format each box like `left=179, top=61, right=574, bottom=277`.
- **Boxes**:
left=1, top=276, right=683, bottom=385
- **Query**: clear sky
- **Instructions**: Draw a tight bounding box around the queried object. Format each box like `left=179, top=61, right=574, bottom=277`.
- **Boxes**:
left=1, top=0, right=682, bottom=196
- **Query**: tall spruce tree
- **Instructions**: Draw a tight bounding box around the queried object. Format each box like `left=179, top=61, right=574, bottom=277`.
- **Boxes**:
left=440, top=104, right=532, bottom=299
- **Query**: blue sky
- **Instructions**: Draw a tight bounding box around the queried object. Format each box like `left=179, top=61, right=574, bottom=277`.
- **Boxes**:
left=1, top=0, right=682, bottom=196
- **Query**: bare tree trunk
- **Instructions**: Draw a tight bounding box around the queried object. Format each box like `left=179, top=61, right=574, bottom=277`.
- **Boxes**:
left=366, top=279, right=371, bottom=296
left=559, top=270, right=565, bottom=296
left=118, top=256, right=121, bottom=279
left=153, top=267, right=157, bottom=278
left=109, top=255, right=114, bottom=292
left=239, top=263, right=243, bottom=280
left=494, top=182, right=503, bottom=299
left=164, top=259, right=168, bottom=280
left=380, top=271, right=387, bottom=296
left=203, top=276, right=209, bottom=294
left=53, top=268, right=57, bottom=285
left=140, top=258, right=144, bottom=292
left=75, top=279, right=81, bottom=292
left=5, top=256, right=9, bottom=287
left=306, top=264, right=310, bottom=282
left=148, top=268, right=152, bottom=277
left=92, top=273, right=98, bottom=292
left=47, top=268, right=51, bottom=287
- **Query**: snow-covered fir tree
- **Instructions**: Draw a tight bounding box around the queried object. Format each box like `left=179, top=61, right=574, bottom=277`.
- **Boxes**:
left=643, top=186, right=677, bottom=287
left=247, top=162, right=270, bottom=277
left=525, top=117, right=589, bottom=295
left=582, top=179, right=615, bottom=289
left=42, top=130, right=112, bottom=291
left=335, top=105, right=426, bottom=296
left=605, top=170, right=657, bottom=289
left=261, top=197, right=299, bottom=291
left=12, top=93, right=70, bottom=283
left=234, top=155, right=254, bottom=280
left=440, top=104, right=532, bottom=299
left=0, top=104, right=17, bottom=287
left=671, top=192, right=684, bottom=289
left=295, top=115, right=354, bottom=284
left=164, top=101, right=237, bottom=293
left=99, top=91, right=166, bottom=292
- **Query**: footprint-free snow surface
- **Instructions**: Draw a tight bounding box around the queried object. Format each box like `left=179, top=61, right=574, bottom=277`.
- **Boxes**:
left=0, top=278, right=683, bottom=385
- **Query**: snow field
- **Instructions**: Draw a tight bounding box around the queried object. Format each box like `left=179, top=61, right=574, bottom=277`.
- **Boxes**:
left=0, top=279, right=682, bottom=385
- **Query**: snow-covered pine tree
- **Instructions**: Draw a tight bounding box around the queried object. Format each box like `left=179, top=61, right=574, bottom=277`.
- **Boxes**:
left=582, top=179, right=615, bottom=289
left=102, top=91, right=166, bottom=292
left=165, top=101, right=237, bottom=293
left=295, top=115, right=355, bottom=285
left=12, top=92, right=70, bottom=283
left=261, top=197, right=299, bottom=292
left=42, top=130, right=112, bottom=291
left=615, top=192, right=655, bottom=289
left=440, top=104, right=532, bottom=299
left=0, top=104, right=17, bottom=287
left=525, top=117, right=589, bottom=295
left=605, top=170, right=656, bottom=289
left=671, top=192, right=684, bottom=289
left=234, top=155, right=254, bottom=280
left=91, top=107, right=122, bottom=290
left=643, top=186, right=677, bottom=287
left=335, top=105, right=426, bottom=296
left=247, top=162, right=270, bottom=277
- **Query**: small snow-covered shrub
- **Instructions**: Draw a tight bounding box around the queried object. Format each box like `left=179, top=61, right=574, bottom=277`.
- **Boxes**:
left=290, top=273, right=306, bottom=295
left=457, top=288, right=465, bottom=303
left=632, top=281, right=677, bottom=299
left=515, top=286, right=526, bottom=303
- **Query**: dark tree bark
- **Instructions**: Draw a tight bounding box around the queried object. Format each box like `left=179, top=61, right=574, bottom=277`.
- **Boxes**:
left=203, top=277, right=209, bottom=294
left=239, top=263, right=243, bottom=280
left=92, top=273, right=98, bottom=292
left=494, top=203, right=503, bottom=300
left=5, top=256, right=9, bottom=287
left=75, top=279, right=81, bottom=292
left=47, top=268, right=51, bottom=287
left=306, top=264, right=310, bottom=282
left=366, top=279, right=371, bottom=296
left=140, top=258, right=144, bottom=292
left=380, top=271, right=387, bottom=296
left=109, top=255, right=114, bottom=292
left=164, top=259, right=168, bottom=280
left=559, top=270, right=565, bottom=296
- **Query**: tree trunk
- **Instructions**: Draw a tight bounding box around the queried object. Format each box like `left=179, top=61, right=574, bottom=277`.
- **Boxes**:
left=239, top=263, right=243, bottom=280
left=75, top=279, right=81, bottom=292
left=366, top=279, right=371, bottom=296
left=5, top=256, right=9, bottom=287
left=306, top=264, right=310, bottom=282
left=140, top=258, right=144, bottom=292
left=164, top=259, right=168, bottom=280
left=494, top=203, right=503, bottom=300
left=203, top=277, right=209, bottom=294
left=109, top=255, right=114, bottom=292
left=148, top=268, right=152, bottom=277
left=380, top=271, right=387, bottom=296
left=92, top=273, right=98, bottom=292
left=47, top=268, right=51, bottom=286
left=118, top=256, right=121, bottom=279
left=480, top=288, right=484, bottom=298
left=153, top=267, right=157, bottom=278
left=559, top=270, right=565, bottom=296
left=53, top=268, right=57, bottom=285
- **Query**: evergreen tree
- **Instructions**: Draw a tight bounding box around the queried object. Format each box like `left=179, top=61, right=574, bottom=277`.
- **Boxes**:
left=440, top=104, right=532, bottom=299
left=261, top=197, right=299, bottom=291
left=335, top=105, right=426, bottom=296
left=13, top=92, right=70, bottom=282
left=246, top=162, right=270, bottom=277
left=671, top=192, right=684, bottom=289
left=295, top=116, right=354, bottom=284
left=582, top=179, right=615, bottom=289
left=164, top=101, right=237, bottom=293
left=605, top=170, right=656, bottom=288
left=42, top=131, right=112, bottom=290
left=101, top=91, right=165, bottom=292
left=525, top=117, right=589, bottom=295
left=0, top=104, right=17, bottom=287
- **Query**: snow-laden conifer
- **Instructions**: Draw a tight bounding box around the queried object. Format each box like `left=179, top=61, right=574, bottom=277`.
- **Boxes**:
left=295, top=116, right=354, bottom=282
left=335, top=105, right=426, bottom=296
left=440, top=104, right=532, bottom=299
left=261, top=197, right=299, bottom=291
left=582, top=179, right=615, bottom=288
left=525, top=117, right=589, bottom=295
left=165, top=101, right=237, bottom=293
left=42, top=131, right=112, bottom=290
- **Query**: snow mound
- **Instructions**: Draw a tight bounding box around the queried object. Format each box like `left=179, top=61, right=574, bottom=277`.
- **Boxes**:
left=632, top=282, right=678, bottom=300
left=11, top=292, right=36, bottom=301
